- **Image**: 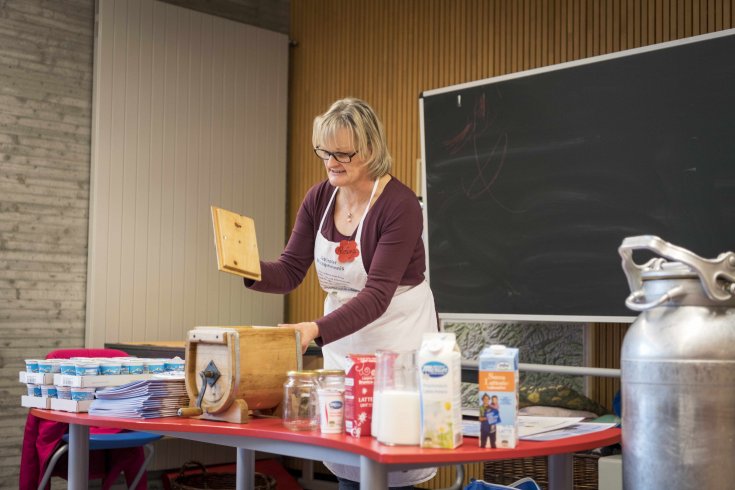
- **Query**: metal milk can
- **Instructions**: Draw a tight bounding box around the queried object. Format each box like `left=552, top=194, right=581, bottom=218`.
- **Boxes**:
left=619, top=236, right=735, bottom=489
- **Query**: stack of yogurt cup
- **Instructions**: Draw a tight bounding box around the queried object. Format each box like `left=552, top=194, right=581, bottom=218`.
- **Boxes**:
left=24, top=359, right=61, bottom=402
left=23, top=356, right=186, bottom=402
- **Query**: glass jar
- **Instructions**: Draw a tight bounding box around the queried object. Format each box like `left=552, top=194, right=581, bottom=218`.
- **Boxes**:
left=282, top=370, right=318, bottom=431
left=315, top=369, right=346, bottom=391
left=315, top=369, right=346, bottom=434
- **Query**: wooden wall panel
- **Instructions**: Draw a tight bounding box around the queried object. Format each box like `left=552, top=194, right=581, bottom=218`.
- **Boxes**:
left=587, top=322, right=630, bottom=410
left=288, top=0, right=734, bottom=410
left=88, top=0, right=288, bottom=346
left=288, top=0, right=733, bottom=324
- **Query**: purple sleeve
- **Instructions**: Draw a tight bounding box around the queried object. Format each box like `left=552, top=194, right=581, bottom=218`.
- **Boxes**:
left=244, top=187, right=319, bottom=294
left=315, top=190, right=424, bottom=345
left=244, top=179, right=427, bottom=348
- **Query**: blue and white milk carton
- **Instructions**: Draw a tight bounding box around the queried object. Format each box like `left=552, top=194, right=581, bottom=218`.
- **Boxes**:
left=478, top=344, right=519, bottom=448
left=418, top=332, right=463, bottom=449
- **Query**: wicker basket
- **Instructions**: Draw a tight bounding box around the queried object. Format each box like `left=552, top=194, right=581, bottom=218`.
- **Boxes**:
left=484, top=453, right=599, bottom=490
left=170, top=461, right=277, bottom=490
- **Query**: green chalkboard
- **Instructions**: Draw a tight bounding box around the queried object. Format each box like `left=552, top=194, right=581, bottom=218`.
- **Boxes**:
left=421, top=29, right=735, bottom=320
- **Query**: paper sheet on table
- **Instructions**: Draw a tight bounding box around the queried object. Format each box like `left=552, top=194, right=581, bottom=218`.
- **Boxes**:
left=462, top=408, right=479, bottom=419
left=461, top=416, right=585, bottom=438
left=521, top=422, right=618, bottom=441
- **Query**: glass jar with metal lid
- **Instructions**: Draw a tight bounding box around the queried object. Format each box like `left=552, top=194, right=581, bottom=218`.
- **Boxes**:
left=314, top=369, right=345, bottom=391
left=314, top=369, right=346, bottom=434
left=282, top=370, right=318, bottom=431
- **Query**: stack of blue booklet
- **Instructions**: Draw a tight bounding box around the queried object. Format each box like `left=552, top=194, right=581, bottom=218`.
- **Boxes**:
left=89, top=373, right=189, bottom=418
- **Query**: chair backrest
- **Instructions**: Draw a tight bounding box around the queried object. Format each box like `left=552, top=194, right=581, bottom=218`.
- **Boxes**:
left=46, top=348, right=128, bottom=360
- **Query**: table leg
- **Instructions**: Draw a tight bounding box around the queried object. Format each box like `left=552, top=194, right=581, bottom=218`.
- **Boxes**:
left=359, top=455, right=388, bottom=489
left=236, top=447, right=255, bottom=490
left=68, top=423, right=89, bottom=490
left=547, top=453, right=574, bottom=490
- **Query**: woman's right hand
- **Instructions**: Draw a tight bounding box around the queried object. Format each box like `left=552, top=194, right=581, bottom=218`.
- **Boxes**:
left=278, top=321, right=319, bottom=353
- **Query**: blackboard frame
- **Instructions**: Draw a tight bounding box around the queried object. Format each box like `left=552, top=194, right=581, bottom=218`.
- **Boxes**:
left=420, top=29, right=735, bottom=323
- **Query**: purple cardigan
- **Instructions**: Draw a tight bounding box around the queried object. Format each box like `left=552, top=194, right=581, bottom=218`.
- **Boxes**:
left=246, top=177, right=427, bottom=345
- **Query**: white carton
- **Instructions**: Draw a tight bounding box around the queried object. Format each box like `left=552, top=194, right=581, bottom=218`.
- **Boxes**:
left=51, top=398, right=94, bottom=413
left=20, top=372, right=55, bottom=385
left=21, top=395, right=51, bottom=409
left=478, top=344, right=519, bottom=448
left=418, top=332, right=463, bottom=449
left=53, top=373, right=150, bottom=388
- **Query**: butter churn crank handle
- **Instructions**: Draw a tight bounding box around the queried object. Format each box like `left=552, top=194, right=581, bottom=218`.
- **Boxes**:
left=177, top=407, right=203, bottom=417
left=619, top=235, right=735, bottom=302
left=178, top=360, right=222, bottom=418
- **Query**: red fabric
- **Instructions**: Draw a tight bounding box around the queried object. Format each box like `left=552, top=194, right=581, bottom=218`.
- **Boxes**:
left=45, top=348, right=129, bottom=360
left=19, top=348, right=148, bottom=490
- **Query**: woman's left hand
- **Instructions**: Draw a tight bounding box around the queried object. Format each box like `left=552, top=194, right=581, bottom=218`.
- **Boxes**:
left=278, top=321, right=319, bottom=353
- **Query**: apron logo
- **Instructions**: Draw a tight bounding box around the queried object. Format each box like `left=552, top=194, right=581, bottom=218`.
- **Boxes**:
left=335, top=240, right=360, bottom=263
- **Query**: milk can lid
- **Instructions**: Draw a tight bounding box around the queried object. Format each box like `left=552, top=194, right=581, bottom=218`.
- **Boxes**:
left=640, top=260, right=698, bottom=281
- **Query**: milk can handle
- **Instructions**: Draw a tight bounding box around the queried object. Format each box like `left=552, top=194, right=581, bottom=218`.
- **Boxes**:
left=625, top=286, right=685, bottom=311
left=619, top=235, right=735, bottom=302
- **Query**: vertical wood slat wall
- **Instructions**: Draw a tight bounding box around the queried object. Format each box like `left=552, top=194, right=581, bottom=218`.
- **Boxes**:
left=87, top=0, right=288, bottom=346
left=289, top=0, right=733, bottom=401
left=588, top=322, right=630, bottom=410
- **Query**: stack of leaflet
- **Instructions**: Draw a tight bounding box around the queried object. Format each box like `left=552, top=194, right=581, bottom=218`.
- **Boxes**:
left=89, top=372, right=189, bottom=418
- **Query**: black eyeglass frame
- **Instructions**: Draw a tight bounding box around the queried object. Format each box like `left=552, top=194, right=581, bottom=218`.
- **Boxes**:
left=313, top=147, right=358, bottom=164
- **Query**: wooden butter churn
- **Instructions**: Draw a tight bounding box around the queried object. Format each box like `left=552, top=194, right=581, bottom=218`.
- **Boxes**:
left=178, top=326, right=302, bottom=423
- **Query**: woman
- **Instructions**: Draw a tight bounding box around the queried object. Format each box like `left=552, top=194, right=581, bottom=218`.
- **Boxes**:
left=245, top=97, right=438, bottom=489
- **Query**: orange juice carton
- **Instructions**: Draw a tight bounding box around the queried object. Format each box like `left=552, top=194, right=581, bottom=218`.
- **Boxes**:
left=418, top=332, right=463, bottom=449
left=478, top=344, right=519, bottom=448
left=344, top=354, right=376, bottom=437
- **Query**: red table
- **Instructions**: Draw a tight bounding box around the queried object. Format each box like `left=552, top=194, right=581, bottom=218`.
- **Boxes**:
left=31, top=408, right=620, bottom=490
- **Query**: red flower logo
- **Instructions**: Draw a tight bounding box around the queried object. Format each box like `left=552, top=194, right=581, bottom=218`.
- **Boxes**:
left=335, top=240, right=360, bottom=263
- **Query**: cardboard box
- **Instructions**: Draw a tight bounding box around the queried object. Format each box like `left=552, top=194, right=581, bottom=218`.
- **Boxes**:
left=50, top=398, right=94, bottom=413
left=344, top=354, right=376, bottom=437
left=478, top=345, right=520, bottom=449
left=21, top=395, right=51, bottom=409
left=20, top=372, right=55, bottom=385
left=419, top=332, right=463, bottom=449
left=53, top=373, right=150, bottom=388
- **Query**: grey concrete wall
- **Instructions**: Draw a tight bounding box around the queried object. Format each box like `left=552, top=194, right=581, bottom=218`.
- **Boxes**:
left=0, top=0, right=94, bottom=486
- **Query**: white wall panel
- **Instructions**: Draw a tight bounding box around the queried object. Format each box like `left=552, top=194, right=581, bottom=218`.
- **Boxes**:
left=88, top=0, right=287, bottom=345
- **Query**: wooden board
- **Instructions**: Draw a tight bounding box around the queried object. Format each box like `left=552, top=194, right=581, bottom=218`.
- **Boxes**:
left=211, top=206, right=261, bottom=280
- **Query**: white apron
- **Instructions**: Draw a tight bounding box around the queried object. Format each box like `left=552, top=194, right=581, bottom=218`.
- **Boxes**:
left=315, top=181, right=438, bottom=487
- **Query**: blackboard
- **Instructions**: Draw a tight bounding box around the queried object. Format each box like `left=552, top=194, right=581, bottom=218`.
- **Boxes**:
left=421, top=29, right=735, bottom=321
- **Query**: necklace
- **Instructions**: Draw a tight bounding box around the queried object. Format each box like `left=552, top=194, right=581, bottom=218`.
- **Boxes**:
left=343, top=196, right=367, bottom=224
left=341, top=177, right=384, bottom=224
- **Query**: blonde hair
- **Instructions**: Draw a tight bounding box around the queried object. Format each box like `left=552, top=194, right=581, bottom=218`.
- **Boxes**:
left=312, top=97, right=392, bottom=178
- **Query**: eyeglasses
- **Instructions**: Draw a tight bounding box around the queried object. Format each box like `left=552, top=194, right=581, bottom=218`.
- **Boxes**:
left=314, top=147, right=357, bottom=164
